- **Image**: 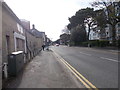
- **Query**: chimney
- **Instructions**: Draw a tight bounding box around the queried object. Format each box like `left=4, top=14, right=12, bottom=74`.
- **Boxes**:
left=32, top=24, right=35, bottom=29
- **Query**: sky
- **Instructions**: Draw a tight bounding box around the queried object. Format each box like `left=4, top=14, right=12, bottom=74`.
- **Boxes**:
left=4, top=0, right=94, bottom=41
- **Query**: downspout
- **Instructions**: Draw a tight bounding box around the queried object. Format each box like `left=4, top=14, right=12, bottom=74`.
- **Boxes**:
left=25, top=30, right=32, bottom=59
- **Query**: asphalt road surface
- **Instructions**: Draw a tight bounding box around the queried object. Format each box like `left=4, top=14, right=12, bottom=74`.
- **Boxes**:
left=51, top=45, right=119, bottom=88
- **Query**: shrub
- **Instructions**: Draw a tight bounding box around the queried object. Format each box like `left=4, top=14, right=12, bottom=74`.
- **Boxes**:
left=69, top=41, right=75, bottom=46
left=116, top=40, right=120, bottom=47
left=82, top=42, right=89, bottom=47
left=81, top=40, right=109, bottom=47
left=98, top=40, right=109, bottom=47
left=88, top=40, right=99, bottom=47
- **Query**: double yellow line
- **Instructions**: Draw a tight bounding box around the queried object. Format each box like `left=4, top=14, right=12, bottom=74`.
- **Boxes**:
left=53, top=52, right=98, bottom=90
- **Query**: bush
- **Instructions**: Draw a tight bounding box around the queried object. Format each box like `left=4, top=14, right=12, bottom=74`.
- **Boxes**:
left=69, top=41, right=75, bottom=46
left=89, top=40, right=99, bottom=47
left=81, top=40, right=109, bottom=47
left=116, top=40, right=120, bottom=47
left=81, top=42, right=89, bottom=47
left=98, top=40, right=109, bottom=47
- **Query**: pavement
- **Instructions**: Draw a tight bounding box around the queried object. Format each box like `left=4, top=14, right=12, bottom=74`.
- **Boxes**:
left=4, top=49, right=83, bottom=88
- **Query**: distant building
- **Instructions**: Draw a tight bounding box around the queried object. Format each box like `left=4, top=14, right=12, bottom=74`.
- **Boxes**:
left=25, top=24, right=44, bottom=59
left=116, top=22, right=120, bottom=40
left=39, top=32, right=46, bottom=45
left=104, top=24, right=112, bottom=40
left=89, top=2, right=120, bottom=41
left=21, top=19, right=30, bottom=30
left=103, top=2, right=120, bottom=41
left=89, top=29, right=100, bottom=40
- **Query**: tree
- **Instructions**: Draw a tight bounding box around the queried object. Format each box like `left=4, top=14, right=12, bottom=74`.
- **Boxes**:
left=60, top=33, right=70, bottom=45
left=67, top=8, right=95, bottom=41
left=61, top=26, right=70, bottom=34
left=91, top=0, right=120, bottom=45
left=94, top=9, right=107, bottom=39
left=70, top=25, right=87, bottom=45
left=84, top=17, right=96, bottom=40
left=95, top=9, right=107, bottom=29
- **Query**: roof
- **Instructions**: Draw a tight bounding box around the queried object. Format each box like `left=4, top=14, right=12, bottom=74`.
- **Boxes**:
left=30, top=28, right=43, bottom=38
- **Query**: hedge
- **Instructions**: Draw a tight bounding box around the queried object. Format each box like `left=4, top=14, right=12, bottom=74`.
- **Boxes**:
left=68, top=41, right=75, bottom=46
left=117, top=40, right=120, bottom=47
left=81, top=40, right=109, bottom=47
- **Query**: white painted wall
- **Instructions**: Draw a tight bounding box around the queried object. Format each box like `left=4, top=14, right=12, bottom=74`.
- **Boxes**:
left=89, top=30, right=100, bottom=40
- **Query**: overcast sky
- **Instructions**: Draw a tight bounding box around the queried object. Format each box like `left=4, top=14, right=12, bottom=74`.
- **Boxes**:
left=4, top=0, right=94, bottom=41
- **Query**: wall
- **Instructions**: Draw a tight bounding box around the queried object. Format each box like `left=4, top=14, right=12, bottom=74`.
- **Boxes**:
left=26, top=30, right=43, bottom=60
left=0, top=1, right=2, bottom=89
left=2, top=2, right=26, bottom=63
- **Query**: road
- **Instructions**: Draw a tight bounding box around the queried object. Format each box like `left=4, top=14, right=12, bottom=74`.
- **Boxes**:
left=51, top=45, right=119, bottom=88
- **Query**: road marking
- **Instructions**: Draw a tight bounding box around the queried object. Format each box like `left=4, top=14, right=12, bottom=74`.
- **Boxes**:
left=100, top=57, right=118, bottom=63
left=61, top=58, right=98, bottom=90
left=60, top=59, right=92, bottom=89
left=79, top=52, right=92, bottom=56
left=109, top=50, right=120, bottom=53
left=87, top=48, right=118, bottom=55
left=53, top=51, right=98, bottom=90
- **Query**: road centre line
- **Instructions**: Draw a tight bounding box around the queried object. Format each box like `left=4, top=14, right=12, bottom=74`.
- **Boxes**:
left=100, top=57, right=118, bottom=63
left=53, top=51, right=98, bottom=90
left=79, top=52, right=92, bottom=56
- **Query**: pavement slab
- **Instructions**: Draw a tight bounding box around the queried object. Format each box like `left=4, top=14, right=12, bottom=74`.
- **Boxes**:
left=5, top=50, right=83, bottom=88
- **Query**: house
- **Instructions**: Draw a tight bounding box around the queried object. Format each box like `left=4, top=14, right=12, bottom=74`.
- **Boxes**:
left=2, top=2, right=45, bottom=81
left=21, top=19, right=30, bottom=30
left=25, top=24, right=44, bottom=60
left=89, top=2, right=120, bottom=41
left=116, top=22, right=120, bottom=40
left=103, top=2, right=120, bottom=41
left=2, top=2, right=26, bottom=65
left=40, top=32, right=46, bottom=45
left=1, top=2, right=28, bottom=82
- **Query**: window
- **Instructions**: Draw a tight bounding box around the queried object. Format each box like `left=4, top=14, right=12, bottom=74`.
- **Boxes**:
left=17, top=23, right=24, bottom=33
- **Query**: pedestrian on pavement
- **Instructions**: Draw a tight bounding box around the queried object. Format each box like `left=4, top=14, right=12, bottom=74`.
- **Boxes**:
left=42, top=44, right=45, bottom=51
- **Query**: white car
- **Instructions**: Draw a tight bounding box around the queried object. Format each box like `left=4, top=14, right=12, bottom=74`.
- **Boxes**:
left=55, top=44, right=59, bottom=46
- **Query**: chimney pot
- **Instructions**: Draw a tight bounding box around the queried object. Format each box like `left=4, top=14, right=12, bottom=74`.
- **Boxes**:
left=32, top=24, right=35, bottom=29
